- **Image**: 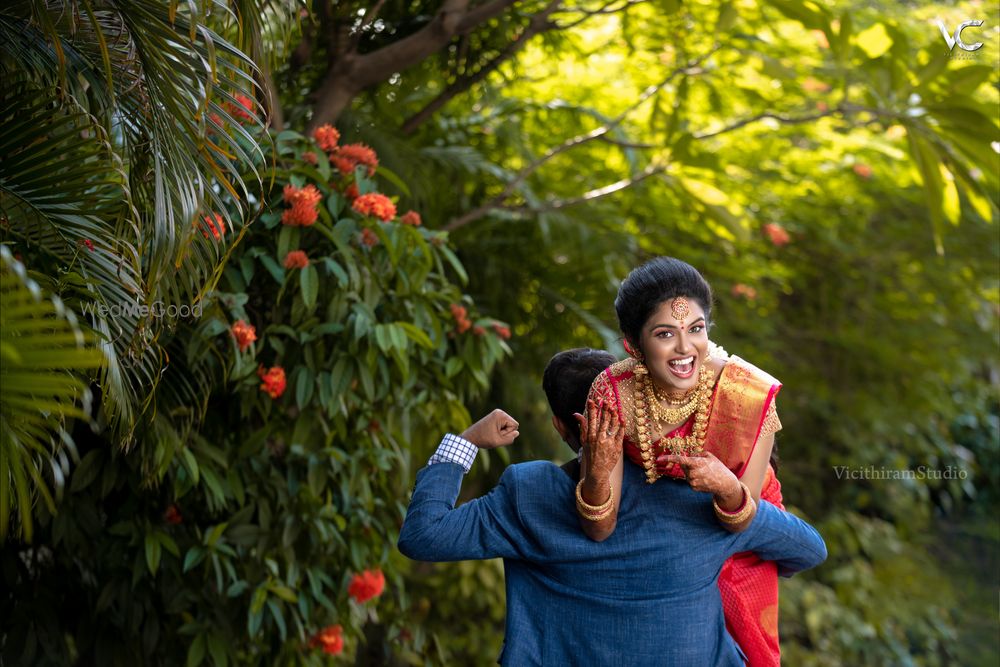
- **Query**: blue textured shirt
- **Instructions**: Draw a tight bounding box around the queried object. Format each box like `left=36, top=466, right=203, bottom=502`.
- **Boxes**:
left=398, top=458, right=826, bottom=666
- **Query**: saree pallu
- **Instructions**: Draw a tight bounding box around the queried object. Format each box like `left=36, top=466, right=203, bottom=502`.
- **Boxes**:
left=596, top=355, right=783, bottom=666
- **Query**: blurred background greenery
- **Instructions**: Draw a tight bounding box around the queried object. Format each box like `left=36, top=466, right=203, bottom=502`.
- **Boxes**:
left=1, top=0, right=997, bottom=665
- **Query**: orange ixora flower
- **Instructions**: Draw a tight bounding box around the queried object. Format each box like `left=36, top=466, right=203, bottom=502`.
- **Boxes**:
left=730, top=283, right=758, bottom=301
left=231, top=319, right=257, bottom=352
left=81, top=238, right=95, bottom=252
left=352, top=193, right=396, bottom=222
left=227, top=94, right=254, bottom=123
left=163, top=504, right=182, bottom=525
left=344, top=183, right=360, bottom=200
left=348, top=569, right=385, bottom=603
left=334, top=143, right=379, bottom=176
left=197, top=213, right=228, bottom=240
left=852, top=163, right=873, bottom=179
left=450, top=303, right=472, bottom=334
left=301, top=151, right=318, bottom=166
left=312, top=124, right=341, bottom=153
left=359, top=227, right=379, bottom=247
left=308, top=624, right=344, bottom=655
left=400, top=210, right=422, bottom=227
left=258, top=365, right=287, bottom=399
left=281, top=184, right=323, bottom=227
left=762, top=222, right=791, bottom=247
left=283, top=250, right=309, bottom=269
left=492, top=322, right=511, bottom=340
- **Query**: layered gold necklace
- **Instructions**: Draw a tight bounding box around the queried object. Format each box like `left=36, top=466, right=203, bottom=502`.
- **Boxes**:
left=634, top=364, right=714, bottom=484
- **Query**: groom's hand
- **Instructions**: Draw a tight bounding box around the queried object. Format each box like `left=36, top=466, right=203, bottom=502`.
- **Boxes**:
left=461, top=409, right=520, bottom=449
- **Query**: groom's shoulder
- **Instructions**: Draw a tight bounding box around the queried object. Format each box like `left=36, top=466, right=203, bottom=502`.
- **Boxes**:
left=500, top=459, right=573, bottom=488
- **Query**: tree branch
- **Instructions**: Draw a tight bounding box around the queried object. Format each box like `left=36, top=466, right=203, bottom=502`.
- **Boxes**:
left=444, top=48, right=717, bottom=230
left=309, top=0, right=523, bottom=129
left=401, top=0, right=563, bottom=135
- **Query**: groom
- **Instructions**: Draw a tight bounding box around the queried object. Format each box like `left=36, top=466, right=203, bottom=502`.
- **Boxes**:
left=398, top=348, right=826, bottom=666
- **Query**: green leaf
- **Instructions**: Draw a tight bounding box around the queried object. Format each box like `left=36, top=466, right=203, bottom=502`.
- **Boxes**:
left=295, top=367, right=314, bottom=409
left=855, top=23, right=892, bottom=59
left=267, top=599, right=287, bottom=641
left=300, top=264, right=318, bottom=310
left=186, top=634, right=206, bottom=667
left=145, top=532, right=162, bottom=575
left=183, top=547, right=205, bottom=573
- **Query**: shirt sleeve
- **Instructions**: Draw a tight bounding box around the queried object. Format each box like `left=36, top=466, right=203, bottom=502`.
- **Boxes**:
left=397, top=463, right=526, bottom=562
left=428, top=433, right=478, bottom=472
left=732, top=501, right=827, bottom=577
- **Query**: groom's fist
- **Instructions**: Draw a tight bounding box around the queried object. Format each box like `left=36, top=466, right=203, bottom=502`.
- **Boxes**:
left=461, top=409, right=520, bottom=449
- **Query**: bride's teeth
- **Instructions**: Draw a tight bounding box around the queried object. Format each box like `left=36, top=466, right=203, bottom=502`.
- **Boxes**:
left=669, top=357, right=694, bottom=366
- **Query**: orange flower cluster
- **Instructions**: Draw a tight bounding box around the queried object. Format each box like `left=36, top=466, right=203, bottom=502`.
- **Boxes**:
left=281, top=184, right=322, bottom=227
left=283, top=250, right=309, bottom=269
left=227, top=94, right=254, bottom=123
left=450, top=303, right=472, bottom=334
left=308, top=624, right=344, bottom=655
left=473, top=325, right=486, bottom=336
left=400, top=210, right=422, bottom=226
left=730, top=283, right=758, bottom=301
left=492, top=322, right=511, bottom=340
left=301, top=151, right=318, bottom=166
left=352, top=193, right=396, bottom=222
left=348, top=569, right=385, bottom=603
left=332, top=143, right=379, bottom=176
left=852, top=163, right=873, bottom=179
left=258, top=365, right=287, bottom=399
left=344, top=183, right=359, bottom=201
left=164, top=504, right=182, bottom=525
left=360, top=228, right=379, bottom=247
left=762, top=223, right=790, bottom=247
left=198, top=213, right=229, bottom=240
left=312, top=125, right=341, bottom=153
left=231, top=320, right=257, bottom=352
left=801, top=77, right=830, bottom=93
left=81, top=238, right=95, bottom=252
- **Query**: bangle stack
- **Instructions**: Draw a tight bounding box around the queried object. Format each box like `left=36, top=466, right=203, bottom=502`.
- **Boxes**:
left=576, top=479, right=614, bottom=521
left=713, top=481, right=755, bottom=525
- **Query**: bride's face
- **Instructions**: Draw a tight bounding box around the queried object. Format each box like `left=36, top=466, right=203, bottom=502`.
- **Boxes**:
left=636, top=297, right=709, bottom=395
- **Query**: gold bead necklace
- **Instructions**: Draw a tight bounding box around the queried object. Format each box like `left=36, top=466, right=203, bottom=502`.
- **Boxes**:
left=633, top=363, right=714, bottom=484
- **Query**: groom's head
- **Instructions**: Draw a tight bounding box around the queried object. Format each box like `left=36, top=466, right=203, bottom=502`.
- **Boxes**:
left=542, top=348, right=616, bottom=453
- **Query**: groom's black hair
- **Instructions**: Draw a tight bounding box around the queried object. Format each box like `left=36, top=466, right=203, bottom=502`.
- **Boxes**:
left=542, top=348, right=616, bottom=443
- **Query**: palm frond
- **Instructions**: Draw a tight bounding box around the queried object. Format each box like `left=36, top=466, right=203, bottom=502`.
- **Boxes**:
left=0, top=246, right=104, bottom=542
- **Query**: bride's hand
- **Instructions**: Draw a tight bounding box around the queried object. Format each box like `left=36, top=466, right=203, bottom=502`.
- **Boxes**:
left=574, top=398, right=623, bottom=483
left=658, top=451, right=742, bottom=507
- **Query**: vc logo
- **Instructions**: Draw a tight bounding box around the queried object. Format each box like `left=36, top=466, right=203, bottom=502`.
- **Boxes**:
left=936, top=19, right=985, bottom=52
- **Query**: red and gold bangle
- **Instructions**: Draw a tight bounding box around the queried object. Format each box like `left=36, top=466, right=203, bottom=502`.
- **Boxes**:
left=713, top=481, right=755, bottom=525
left=576, top=479, right=614, bottom=522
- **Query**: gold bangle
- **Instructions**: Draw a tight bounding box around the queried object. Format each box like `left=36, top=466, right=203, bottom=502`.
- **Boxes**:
left=576, top=479, right=614, bottom=521
left=713, top=481, right=755, bottom=525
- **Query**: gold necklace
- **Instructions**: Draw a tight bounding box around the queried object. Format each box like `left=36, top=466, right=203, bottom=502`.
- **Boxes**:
left=633, top=363, right=713, bottom=484
left=644, top=378, right=699, bottom=424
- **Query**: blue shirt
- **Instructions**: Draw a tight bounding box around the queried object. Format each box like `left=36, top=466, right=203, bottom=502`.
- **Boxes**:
left=398, top=459, right=827, bottom=666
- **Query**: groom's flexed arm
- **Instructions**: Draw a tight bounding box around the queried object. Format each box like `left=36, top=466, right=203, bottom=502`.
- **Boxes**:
left=397, top=410, right=526, bottom=562
left=734, top=500, right=828, bottom=577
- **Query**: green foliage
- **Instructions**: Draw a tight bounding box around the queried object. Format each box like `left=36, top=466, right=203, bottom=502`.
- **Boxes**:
left=0, top=247, right=104, bottom=540
left=0, top=118, right=510, bottom=664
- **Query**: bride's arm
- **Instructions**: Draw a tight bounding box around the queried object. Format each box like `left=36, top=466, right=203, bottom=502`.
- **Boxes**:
left=576, top=396, right=624, bottom=542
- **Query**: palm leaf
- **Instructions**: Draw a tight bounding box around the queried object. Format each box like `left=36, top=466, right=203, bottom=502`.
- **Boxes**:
left=0, top=246, right=104, bottom=541
left=0, top=1, right=268, bottom=440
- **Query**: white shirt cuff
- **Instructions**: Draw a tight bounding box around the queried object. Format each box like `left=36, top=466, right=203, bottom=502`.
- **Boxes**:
left=428, top=433, right=478, bottom=473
